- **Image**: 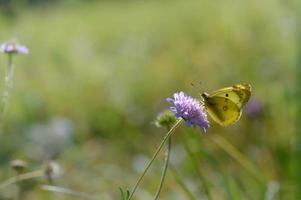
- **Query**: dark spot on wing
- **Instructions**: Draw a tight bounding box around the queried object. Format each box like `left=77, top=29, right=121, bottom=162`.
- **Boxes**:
left=225, top=93, right=229, bottom=97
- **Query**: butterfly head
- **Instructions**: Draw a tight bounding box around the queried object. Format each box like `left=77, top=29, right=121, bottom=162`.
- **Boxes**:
left=201, top=92, right=209, bottom=100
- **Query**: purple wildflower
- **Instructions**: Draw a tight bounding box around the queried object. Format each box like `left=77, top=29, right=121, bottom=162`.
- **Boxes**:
left=167, top=92, right=209, bottom=133
left=0, top=42, right=28, bottom=54
left=245, top=97, right=263, bottom=119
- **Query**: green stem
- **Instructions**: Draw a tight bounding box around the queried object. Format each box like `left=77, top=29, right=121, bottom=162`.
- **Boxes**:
left=0, top=170, right=44, bottom=190
left=0, top=54, right=14, bottom=128
left=41, top=185, right=97, bottom=200
left=153, top=137, right=172, bottom=200
left=296, top=7, right=301, bottom=198
left=128, top=119, right=183, bottom=200
left=15, top=173, right=21, bottom=200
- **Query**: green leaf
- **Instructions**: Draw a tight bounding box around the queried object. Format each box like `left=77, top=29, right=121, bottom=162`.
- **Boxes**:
left=119, top=188, right=130, bottom=200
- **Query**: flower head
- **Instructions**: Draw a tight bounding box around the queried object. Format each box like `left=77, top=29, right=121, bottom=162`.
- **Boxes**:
left=167, top=92, right=209, bottom=133
left=154, top=110, right=177, bottom=128
left=0, top=41, right=28, bottom=54
left=10, top=159, right=27, bottom=173
left=44, top=161, right=63, bottom=182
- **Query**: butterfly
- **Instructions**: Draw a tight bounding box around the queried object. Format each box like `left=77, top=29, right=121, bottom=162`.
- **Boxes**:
left=201, top=83, right=252, bottom=126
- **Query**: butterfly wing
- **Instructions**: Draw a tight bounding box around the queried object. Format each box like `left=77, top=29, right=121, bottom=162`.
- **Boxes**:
left=204, top=96, right=242, bottom=126
left=202, top=84, right=251, bottom=126
left=208, top=84, right=251, bottom=109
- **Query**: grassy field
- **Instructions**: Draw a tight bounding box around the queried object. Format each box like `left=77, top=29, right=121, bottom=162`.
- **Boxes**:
left=0, top=0, right=299, bottom=199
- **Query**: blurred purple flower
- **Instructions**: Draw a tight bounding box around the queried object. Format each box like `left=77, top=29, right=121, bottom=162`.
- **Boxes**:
left=167, top=92, right=209, bottom=133
left=0, top=41, right=28, bottom=54
left=245, top=98, right=263, bottom=119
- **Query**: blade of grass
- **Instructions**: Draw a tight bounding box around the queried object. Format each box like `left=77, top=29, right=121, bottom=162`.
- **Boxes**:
left=209, top=134, right=265, bottom=184
left=185, top=130, right=249, bottom=199
left=186, top=130, right=240, bottom=199
left=295, top=6, right=301, bottom=198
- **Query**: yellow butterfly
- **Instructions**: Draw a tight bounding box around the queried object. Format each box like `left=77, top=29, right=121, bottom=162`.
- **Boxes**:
left=201, top=84, right=252, bottom=126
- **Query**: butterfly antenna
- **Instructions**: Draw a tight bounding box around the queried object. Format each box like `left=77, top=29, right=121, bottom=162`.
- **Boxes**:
left=190, top=82, right=196, bottom=88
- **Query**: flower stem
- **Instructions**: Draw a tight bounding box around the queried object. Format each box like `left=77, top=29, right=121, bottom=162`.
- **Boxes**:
left=0, top=170, right=44, bottom=190
left=128, top=118, right=183, bottom=200
left=0, top=54, right=14, bottom=129
left=41, top=185, right=98, bottom=200
left=153, top=136, right=172, bottom=200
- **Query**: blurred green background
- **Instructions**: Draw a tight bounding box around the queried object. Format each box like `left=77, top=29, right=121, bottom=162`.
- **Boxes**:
left=0, top=0, right=299, bottom=199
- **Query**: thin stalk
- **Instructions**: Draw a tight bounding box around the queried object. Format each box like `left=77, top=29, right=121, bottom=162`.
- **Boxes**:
left=296, top=6, right=301, bottom=198
left=153, top=137, right=172, bottom=200
left=0, top=54, right=14, bottom=128
left=15, top=173, right=21, bottom=200
left=182, top=137, right=212, bottom=200
left=0, top=170, right=44, bottom=190
left=128, top=119, right=183, bottom=200
left=41, top=185, right=98, bottom=200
